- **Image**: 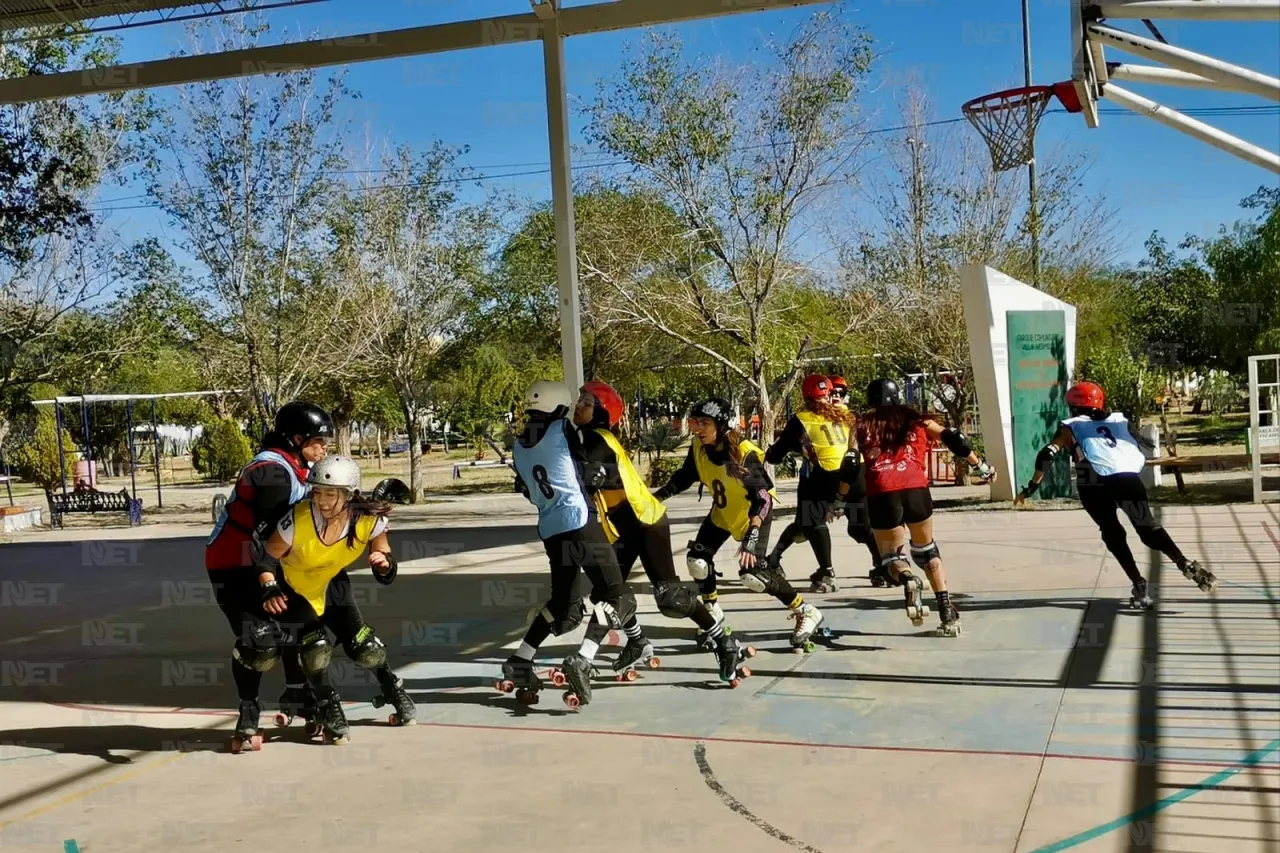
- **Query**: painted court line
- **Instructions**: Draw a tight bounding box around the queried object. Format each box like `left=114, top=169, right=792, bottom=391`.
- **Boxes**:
left=1026, top=737, right=1280, bottom=853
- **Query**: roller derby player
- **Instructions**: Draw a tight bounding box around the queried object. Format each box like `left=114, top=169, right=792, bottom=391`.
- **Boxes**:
left=205, top=401, right=333, bottom=753
left=654, top=398, right=825, bottom=653
left=825, top=375, right=883, bottom=584
left=764, top=374, right=855, bottom=594
left=259, top=455, right=401, bottom=744
left=857, top=379, right=996, bottom=637
left=500, top=381, right=640, bottom=709
left=1014, top=380, right=1215, bottom=608
left=573, top=381, right=751, bottom=686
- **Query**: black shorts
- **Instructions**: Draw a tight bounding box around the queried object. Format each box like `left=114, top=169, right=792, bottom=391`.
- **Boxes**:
left=866, top=487, right=932, bottom=530
left=206, top=566, right=315, bottom=648
left=693, top=514, right=772, bottom=561
left=795, top=466, right=841, bottom=528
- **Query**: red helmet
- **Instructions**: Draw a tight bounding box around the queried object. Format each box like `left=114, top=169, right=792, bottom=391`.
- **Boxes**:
left=802, top=374, right=831, bottom=401
left=828, top=375, right=848, bottom=393
left=582, top=380, right=625, bottom=428
left=1065, top=381, right=1105, bottom=410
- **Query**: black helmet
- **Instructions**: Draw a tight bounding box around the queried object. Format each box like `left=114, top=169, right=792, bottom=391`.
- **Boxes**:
left=865, top=378, right=902, bottom=407
left=274, top=401, right=335, bottom=447
left=690, top=398, right=732, bottom=433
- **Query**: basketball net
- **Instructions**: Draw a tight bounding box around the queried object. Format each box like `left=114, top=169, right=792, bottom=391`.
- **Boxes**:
left=962, top=82, right=1081, bottom=172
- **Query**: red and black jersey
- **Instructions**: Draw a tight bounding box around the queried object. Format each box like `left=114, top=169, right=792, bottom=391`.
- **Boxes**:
left=205, top=448, right=310, bottom=571
left=858, top=422, right=931, bottom=495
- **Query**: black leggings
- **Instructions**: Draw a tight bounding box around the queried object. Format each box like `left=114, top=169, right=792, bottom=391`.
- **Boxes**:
left=691, top=515, right=801, bottom=607
left=207, top=567, right=307, bottom=701
left=1078, top=472, right=1185, bottom=585
left=772, top=467, right=839, bottom=569
left=522, top=522, right=634, bottom=652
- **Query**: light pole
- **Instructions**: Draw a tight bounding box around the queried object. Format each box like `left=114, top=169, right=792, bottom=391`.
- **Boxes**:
left=1022, top=0, right=1042, bottom=287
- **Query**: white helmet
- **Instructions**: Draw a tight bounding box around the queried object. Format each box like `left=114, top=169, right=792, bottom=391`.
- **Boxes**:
left=307, top=455, right=362, bottom=491
left=524, top=380, right=574, bottom=416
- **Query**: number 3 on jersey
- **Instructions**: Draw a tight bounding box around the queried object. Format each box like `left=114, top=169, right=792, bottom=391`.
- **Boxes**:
left=711, top=479, right=728, bottom=509
left=532, top=465, right=555, bottom=499
left=1096, top=426, right=1118, bottom=448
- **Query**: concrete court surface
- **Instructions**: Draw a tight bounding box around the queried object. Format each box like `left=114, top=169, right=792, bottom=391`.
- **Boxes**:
left=0, top=488, right=1276, bottom=853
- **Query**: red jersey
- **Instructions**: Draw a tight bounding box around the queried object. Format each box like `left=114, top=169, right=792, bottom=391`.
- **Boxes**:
left=205, top=448, right=310, bottom=570
left=858, top=421, right=930, bottom=495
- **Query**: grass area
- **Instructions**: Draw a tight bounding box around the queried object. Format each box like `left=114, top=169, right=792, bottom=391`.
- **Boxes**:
left=1162, top=412, right=1250, bottom=449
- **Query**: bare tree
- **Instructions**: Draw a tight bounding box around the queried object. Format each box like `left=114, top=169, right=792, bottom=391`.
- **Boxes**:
left=845, top=83, right=1117, bottom=431
left=336, top=142, right=500, bottom=501
left=580, top=10, right=882, bottom=433
left=142, top=15, right=373, bottom=428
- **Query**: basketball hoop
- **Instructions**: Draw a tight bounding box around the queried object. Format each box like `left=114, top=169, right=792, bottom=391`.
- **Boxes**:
left=962, top=82, right=1081, bottom=172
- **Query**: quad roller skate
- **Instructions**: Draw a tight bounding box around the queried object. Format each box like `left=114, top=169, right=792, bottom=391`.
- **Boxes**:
left=790, top=602, right=826, bottom=654
left=1178, top=558, right=1217, bottom=593
left=936, top=601, right=962, bottom=638
left=559, top=653, right=596, bottom=710
left=229, top=699, right=263, bottom=753
left=1127, top=578, right=1154, bottom=611
left=809, top=566, right=838, bottom=594
left=902, top=573, right=930, bottom=626
left=868, top=565, right=894, bottom=588
left=312, top=688, right=350, bottom=745
left=273, top=685, right=317, bottom=729
left=707, top=632, right=755, bottom=688
left=495, top=655, right=545, bottom=705
left=371, top=671, right=417, bottom=726
left=611, top=637, right=660, bottom=682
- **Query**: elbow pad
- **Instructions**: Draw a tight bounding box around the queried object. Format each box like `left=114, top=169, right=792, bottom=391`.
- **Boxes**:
left=940, top=428, right=972, bottom=458
left=1035, top=444, right=1059, bottom=472
left=374, top=556, right=398, bottom=586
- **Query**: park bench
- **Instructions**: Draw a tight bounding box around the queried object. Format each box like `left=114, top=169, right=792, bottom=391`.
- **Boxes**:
left=1147, top=453, right=1257, bottom=494
left=47, top=488, right=143, bottom=529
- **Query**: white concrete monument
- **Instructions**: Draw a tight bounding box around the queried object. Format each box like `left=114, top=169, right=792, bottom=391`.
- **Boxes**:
left=960, top=265, right=1077, bottom=502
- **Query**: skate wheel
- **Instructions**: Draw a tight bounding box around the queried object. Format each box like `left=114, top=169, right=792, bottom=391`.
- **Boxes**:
left=550, top=670, right=567, bottom=687
left=739, top=666, right=751, bottom=678
left=230, top=738, right=243, bottom=754
left=647, top=657, right=661, bottom=669
left=563, top=692, right=580, bottom=710
left=621, top=670, right=638, bottom=682
left=495, top=679, right=514, bottom=693
left=729, top=678, right=741, bottom=688
left=273, top=713, right=289, bottom=728
left=743, top=645, right=756, bottom=657
left=388, top=714, right=398, bottom=725
left=250, top=735, right=263, bottom=751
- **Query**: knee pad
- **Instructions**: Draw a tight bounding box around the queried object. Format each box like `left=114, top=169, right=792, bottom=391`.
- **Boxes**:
left=342, top=624, right=387, bottom=668
left=686, top=541, right=716, bottom=580
left=539, top=601, right=585, bottom=637
left=299, top=631, right=333, bottom=674
left=232, top=641, right=280, bottom=672
left=909, top=540, right=940, bottom=569
left=879, top=551, right=910, bottom=574
left=739, top=563, right=783, bottom=596
left=653, top=584, right=698, bottom=620
left=588, top=594, right=637, bottom=631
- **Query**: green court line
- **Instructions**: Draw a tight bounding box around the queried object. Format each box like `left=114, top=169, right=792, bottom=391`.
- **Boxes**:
left=1027, top=737, right=1280, bottom=853
left=63, top=841, right=81, bottom=853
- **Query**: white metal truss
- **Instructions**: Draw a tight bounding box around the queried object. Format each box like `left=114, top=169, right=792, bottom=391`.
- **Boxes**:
left=0, top=0, right=833, bottom=390
left=0, top=1, right=326, bottom=39
left=1073, top=0, right=1280, bottom=174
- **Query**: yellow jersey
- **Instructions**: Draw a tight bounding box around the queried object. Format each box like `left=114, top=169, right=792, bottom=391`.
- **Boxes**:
left=277, top=500, right=385, bottom=617
left=692, top=437, right=776, bottom=541
left=797, top=410, right=850, bottom=472
left=593, top=429, right=667, bottom=544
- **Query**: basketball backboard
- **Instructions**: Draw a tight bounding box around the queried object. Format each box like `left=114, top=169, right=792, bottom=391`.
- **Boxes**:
left=1070, top=0, right=1102, bottom=128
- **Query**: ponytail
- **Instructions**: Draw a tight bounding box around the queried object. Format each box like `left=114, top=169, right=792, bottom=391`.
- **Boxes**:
left=345, top=492, right=393, bottom=549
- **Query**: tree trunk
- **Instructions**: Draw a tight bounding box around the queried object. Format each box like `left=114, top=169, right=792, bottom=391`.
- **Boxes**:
left=402, top=401, right=424, bottom=504
left=335, top=418, right=352, bottom=457
left=375, top=425, right=384, bottom=463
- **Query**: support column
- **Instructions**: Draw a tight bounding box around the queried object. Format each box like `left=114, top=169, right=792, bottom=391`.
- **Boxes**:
left=541, top=10, right=585, bottom=391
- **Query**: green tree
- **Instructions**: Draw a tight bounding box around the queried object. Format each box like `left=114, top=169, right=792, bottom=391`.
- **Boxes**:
left=12, top=410, right=78, bottom=494
left=192, top=418, right=253, bottom=482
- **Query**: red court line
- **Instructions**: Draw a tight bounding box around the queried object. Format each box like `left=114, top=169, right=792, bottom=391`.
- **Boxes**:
left=38, top=701, right=1268, bottom=771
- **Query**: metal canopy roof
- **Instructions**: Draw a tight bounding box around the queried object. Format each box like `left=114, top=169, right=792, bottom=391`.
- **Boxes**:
left=0, top=1, right=206, bottom=30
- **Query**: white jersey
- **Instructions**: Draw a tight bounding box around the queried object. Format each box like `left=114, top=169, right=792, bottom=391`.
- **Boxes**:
left=1063, top=412, right=1146, bottom=476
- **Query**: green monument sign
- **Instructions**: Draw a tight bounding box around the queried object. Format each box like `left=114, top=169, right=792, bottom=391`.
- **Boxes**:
left=1007, top=310, right=1070, bottom=498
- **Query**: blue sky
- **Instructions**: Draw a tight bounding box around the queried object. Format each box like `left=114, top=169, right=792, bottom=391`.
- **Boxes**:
left=91, top=0, right=1280, bottom=268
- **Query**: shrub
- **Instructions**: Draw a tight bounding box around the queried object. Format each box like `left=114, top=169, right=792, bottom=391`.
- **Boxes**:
left=192, top=418, right=253, bottom=482
left=645, top=454, right=685, bottom=488
left=12, top=413, right=79, bottom=493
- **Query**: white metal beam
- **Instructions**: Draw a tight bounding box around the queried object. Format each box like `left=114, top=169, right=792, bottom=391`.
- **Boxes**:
left=0, top=0, right=830, bottom=105
left=540, top=7, right=585, bottom=393
left=1095, top=1, right=1280, bottom=21
left=1101, top=83, right=1280, bottom=173
left=1107, top=61, right=1225, bottom=90
left=1087, top=22, right=1280, bottom=101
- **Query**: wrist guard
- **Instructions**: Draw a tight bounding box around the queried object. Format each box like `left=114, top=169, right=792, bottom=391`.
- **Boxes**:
left=373, top=554, right=398, bottom=586
left=741, top=525, right=761, bottom=556
left=974, top=460, right=994, bottom=481
left=260, top=577, right=282, bottom=605
left=1019, top=480, right=1041, bottom=499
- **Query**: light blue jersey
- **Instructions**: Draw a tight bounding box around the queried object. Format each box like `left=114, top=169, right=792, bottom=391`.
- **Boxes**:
left=1064, top=413, right=1146, bottom=476
left=513, top=419, right=590, bottom=539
